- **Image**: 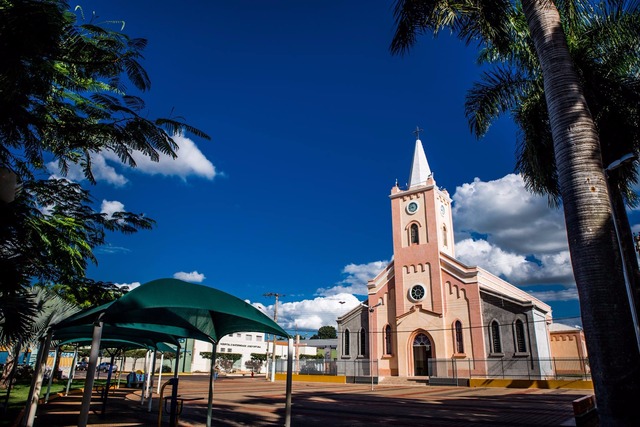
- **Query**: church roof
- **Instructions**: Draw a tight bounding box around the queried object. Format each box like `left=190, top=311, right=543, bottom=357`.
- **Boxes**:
left=440, top=252, right=552, bottom=314
left=408, top=138, right=432, bottom=188
left=549, top=323, right=582, bottom=332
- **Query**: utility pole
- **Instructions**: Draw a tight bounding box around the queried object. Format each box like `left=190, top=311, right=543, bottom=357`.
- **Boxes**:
left=264, top=293, right=285, bottom=382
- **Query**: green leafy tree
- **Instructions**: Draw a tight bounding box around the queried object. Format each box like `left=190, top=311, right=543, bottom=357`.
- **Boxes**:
left=390, top=0, right=640, bottom=423
left=214, top=353, right=242, bottom=372
left=0, top=0, right=209, bottom=345
left=124, top=349, right=149, bottom=371
left=310, top=326, right=337, bottom=339
left=0, top=0, right=209, bottom=180
left=50, top=279, right=129, bottom=309
left=1, top=179, right=152, bottom=343
left=245, top=353, right=266, bottom=372
left=0, top=287, right=78, bottom=389
left=249, top=353, right=267, bottom=362
left=299, top=354, right=324, bottom=360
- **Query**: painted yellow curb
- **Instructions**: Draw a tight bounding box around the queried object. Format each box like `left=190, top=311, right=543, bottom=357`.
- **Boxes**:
left=469, top=378, right=593, bottom=390
left=274, top=373, right=346, bottom=383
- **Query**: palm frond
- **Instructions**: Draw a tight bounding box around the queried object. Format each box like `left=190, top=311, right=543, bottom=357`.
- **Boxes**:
left=155, top=118, right=212, bottom=140
left=465, top=65, right=533, bottom=137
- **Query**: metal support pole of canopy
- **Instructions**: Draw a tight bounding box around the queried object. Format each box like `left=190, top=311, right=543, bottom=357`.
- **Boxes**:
left=78, top=319, right=104, bottom=427
left=285, top=337, right=293, bottom=427
left=141, top=350, right=149, bottom=405
left=169, top=343, right=181, bottom=427
left=101, top=351, right=117, bottom=415
left=3, top=340, right=22, bottom=416
left=44, top=345, right=59, bottom=403
left=157, top=352, right=165, bottom=394
left=24, top=330, right=52, bottom=427
left=206, top=343, right=217, bottom=427
left=148, top=349, right=158, bottom=412
left=65, top=345, right=78, bottom=396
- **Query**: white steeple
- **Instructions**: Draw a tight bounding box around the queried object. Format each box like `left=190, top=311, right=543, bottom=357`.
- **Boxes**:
left=408, top=136, right=432, bottom=188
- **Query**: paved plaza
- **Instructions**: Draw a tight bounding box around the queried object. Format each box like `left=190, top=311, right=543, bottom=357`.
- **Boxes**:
left=32, top=375, right=590, bottom=426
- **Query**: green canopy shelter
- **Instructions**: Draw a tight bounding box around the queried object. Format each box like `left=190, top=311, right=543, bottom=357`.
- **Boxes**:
left=44, top=279, right=293, bottom=427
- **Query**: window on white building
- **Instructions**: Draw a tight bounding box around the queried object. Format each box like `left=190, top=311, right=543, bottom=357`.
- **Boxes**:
left=359, top=328, right=367, bottom=356
left=515, top=319, right=527, bottom=353
left=256, top=335, right=263, bottom=342
left=343, top=329, right=350, bottom=356
left=455, top=320, right=464, bottom=354
left=246, top=334, right=252, bottom=341
left=490, top=320, right=502, bottom=354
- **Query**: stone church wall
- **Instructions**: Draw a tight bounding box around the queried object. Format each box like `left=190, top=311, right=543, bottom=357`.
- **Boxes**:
left=480, top=292, right=547, bottom=378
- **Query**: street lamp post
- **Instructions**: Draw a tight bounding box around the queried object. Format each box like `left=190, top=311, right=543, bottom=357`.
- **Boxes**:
left=264, top=293, right=284, bottom=382
left=360, top=301, right=382, bottom=390
left=605, top=154, right=640, bottom=354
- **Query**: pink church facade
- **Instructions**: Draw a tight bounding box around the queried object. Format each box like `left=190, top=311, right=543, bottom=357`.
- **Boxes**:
left=338, top=137, right=554, bottom=379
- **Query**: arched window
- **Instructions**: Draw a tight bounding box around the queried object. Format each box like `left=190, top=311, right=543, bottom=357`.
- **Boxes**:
left=410, top=224, right=419, bottom=244
left=490, top=321, right=502, bottom=354
left=455, top=320, right=464, bottom=354
left=343, top=329, right=350, bottom=356
left=515, top=319, right=527, bottom=353
left=359, top=328, right=367, bottom=356
left=384, top=325, right=392, bottom=355
left=442, top=225, right=448, bottom=246
left=413, top=333, right=431, bottom=349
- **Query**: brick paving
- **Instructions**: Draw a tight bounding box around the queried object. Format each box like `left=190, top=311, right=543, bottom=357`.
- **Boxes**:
left=31, top=375, right=591, bottom=426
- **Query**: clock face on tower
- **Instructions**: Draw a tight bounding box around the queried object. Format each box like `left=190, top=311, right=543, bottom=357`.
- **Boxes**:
left=406, top=201, right=419, bottom=214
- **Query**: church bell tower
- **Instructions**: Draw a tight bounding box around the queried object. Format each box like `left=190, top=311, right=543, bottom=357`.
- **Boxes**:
left=389, top=131, right=454, bottom=318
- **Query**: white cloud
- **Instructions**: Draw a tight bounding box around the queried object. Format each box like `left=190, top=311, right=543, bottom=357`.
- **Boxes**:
left=47, top=156, right=129, bottom=187
left=46, top=134, right=216, bottom=185
left=455, top=238, right=574, bottom=286
left=253, top=293, right=361, bottom=331
left=95, top=245, right=131, bottom=254
left=112, top=134, right=216, bottom=180
left=529, top=287, right=579, bottom=302
left=173, top=271, right=206, bottom=283
left=451, top=174, right=575, bottom=289
left=452, top=174, right=568, bottom=254
left=252, top=260, right=388, bottom=332
left=115, top=282, right=141, bottom=291
left=100, top=200, right=125, bottom=219
left=316, top=260, right=388, bottom=296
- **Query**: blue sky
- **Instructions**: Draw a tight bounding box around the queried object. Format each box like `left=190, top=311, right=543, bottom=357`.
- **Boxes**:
left=60, top=0, right=627, bottom=334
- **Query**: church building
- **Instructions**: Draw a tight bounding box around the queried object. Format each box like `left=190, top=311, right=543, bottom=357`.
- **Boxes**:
left=337, top=135, right=554, bottom=380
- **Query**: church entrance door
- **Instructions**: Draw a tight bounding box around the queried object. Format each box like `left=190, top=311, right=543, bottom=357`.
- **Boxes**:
left=413, top=333, right=432, bottom=376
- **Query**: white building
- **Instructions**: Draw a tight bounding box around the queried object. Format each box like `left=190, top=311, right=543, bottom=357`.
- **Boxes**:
left=191, top=332, right=268, bottom=373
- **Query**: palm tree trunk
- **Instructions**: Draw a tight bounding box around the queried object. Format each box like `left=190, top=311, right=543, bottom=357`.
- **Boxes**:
left=522, top=0, right=640, bottom=424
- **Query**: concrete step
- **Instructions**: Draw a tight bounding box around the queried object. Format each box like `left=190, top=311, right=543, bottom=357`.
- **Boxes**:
left=379, top=376, right=429, bottom=386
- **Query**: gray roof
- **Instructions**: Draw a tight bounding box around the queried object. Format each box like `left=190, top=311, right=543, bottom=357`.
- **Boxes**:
left=303, top=338, right=338, bottom=348
left=549, top=322, right=582, bottom=332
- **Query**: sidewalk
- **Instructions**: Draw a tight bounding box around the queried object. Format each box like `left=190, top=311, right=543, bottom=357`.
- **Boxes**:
left=32, top=388, right=160, bottom=426
left=30, top=376, right=591, bottom=426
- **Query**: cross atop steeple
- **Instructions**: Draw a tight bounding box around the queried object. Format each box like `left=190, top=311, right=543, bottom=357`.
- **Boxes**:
left=413, top=126, right=423, bottom=140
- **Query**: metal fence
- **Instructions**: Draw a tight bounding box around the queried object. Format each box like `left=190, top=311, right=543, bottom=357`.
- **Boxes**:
left=272, top=359, right=378, bottom=378
left=428, top=357, right=591, bottom=381
left=272, top=357, right=589, bottom=381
